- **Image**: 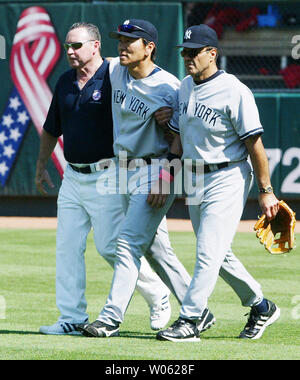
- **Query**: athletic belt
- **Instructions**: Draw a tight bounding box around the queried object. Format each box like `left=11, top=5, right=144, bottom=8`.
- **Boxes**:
left=192, top=159, right=247, bottom=174
left=192, top=162, right=228, bottom=174
left=69, top=158, right=113, bottom=174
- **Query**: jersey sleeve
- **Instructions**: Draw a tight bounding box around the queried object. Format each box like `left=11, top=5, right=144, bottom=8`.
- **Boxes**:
left=43, top=83, right=62, bottom=138
left=163, top=81, right=180, bottom=134
left=230, top=84, right=264, bottom=140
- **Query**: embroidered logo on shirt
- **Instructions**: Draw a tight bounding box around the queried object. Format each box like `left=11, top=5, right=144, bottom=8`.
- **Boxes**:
left=92, top=89, right=101, bottom=101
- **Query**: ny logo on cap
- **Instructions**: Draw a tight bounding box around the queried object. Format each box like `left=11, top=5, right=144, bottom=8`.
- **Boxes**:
left=184, top=29, right=192, bottom=40
left=123, top=20, right=130, bottom=25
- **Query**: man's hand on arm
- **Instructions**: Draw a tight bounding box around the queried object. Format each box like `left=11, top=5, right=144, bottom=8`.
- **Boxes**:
left=154, top=106, right=175, bottom=145
left=154, top=106, right=173, bottom=126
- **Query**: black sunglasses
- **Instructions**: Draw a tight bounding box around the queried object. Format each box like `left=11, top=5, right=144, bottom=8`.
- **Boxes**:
left=118, top=24, right=146, bottom=34
left=180, top=48, right=207, bottom=58
left=64, top=40, right=95, bottom=51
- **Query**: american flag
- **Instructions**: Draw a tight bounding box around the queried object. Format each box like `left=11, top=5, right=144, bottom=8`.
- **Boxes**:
left=0, top=88, right=30, bottom=186
left=0, top=6, right=66, bottom=188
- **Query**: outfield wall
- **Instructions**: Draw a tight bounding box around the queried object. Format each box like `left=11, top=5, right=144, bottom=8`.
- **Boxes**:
left=0, top=2, right=299, bottom=218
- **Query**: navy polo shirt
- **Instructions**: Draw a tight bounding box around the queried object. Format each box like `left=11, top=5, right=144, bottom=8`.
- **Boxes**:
left=44, top=59, right=114, bottom=163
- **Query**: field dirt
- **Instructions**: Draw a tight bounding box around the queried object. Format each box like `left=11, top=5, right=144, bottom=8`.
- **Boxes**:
left=0, top=217, right=299, bottom=233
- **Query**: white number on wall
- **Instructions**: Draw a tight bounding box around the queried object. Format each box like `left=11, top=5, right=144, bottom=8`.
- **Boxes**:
left=281, top=147, right=300, bottom=193
left=264, top=148, right=300, bottom=194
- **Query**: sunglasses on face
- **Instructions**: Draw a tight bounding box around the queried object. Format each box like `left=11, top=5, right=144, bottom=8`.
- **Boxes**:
left=118, top=24, right=146, bottom=34
left=180, top=48, right=207, bottom=58
left=64, top=40, right=95, bottom=51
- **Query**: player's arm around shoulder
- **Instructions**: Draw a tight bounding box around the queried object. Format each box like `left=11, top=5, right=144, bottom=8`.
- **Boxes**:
left=244, top=134, right=279, bottom=221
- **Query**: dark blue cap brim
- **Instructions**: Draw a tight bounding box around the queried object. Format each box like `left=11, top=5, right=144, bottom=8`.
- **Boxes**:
left=109, top=31, right=140, bottom=40
left=109, top=31, right=157, bottom=44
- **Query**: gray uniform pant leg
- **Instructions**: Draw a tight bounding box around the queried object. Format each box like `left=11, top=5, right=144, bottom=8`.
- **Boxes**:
left=180, top=161, right=263, bottom=320
left=145, top=216, right=191, bottom=304
left=98, top=192, right=176, bottom=326
left=219, top=250, right=263, bottom=307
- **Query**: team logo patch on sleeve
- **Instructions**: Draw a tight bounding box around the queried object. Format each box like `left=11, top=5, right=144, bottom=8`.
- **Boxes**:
left=92, top=90, right=101, bottom=101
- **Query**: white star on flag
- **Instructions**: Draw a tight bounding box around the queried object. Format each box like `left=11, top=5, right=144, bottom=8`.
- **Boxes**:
left=9, top=96, right=21, bottom=111
left=0, top=161, right=9, bottom=176
left=3, top=144, right=15, bottom=159
left=17, top=111, right=29, bottom=125
left=0, top=131, right=8, bottom=145
left=0, top=88, right=32, bottom=187
left=2, top=114, right=14, bottom=128
left=9, top=128, right=22, bottom=142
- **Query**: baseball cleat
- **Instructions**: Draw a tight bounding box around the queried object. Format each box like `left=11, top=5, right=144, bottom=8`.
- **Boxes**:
left=156, top=317, right=201, bottom=342
left=156, top=308, right=215, bottom=342
left=150, top=293, right=172, bottom=330
left=197, top=308, right=216, bottom=332
left=39, top=321, right=85, bottom=336
left=239, top=299, right=280, bottom=340
left=78, top=320, right=120, bottom=338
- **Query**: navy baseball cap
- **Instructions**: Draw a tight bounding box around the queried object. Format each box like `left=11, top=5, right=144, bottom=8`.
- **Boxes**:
left=176, top=24, right=218, bottom=49
left=109, top=19, right=158, bottom=45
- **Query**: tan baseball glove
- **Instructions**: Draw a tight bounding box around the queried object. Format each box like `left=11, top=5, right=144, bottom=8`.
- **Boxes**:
left=254, top=200, right=296, bottom=254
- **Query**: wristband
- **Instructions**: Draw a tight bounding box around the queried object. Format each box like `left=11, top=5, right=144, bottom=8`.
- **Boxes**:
left=159, top=168, right=174, bottom=183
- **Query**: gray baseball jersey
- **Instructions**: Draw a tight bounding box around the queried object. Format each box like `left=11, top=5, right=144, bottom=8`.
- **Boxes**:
left=173, top=71, right=264, bottom=163
left=109, top=57, right=180, bottom=158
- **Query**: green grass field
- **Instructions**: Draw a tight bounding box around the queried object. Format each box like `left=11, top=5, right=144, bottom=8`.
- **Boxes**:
left=0, top=228, right=299, bottom=360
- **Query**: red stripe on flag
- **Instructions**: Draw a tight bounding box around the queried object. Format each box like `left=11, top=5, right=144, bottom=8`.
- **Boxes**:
left=10, top=6, right=65, bottom=178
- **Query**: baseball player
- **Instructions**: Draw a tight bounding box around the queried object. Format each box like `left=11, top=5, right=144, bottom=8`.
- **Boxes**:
left=35, top=22, right=192, bottom=335
left=156, top=24, right=280, bottom=342
left=79, top=19, right=216, bottom=338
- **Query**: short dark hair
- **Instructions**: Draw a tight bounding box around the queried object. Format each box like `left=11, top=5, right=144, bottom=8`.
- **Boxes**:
left=142, top=39, right=156, bottom=62
left=68, top=22, right=101, bottom=43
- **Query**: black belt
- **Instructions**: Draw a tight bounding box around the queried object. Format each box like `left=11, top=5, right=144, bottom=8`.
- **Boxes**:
left=69, top=164, right=92, bottom=174
left=192, top=162, right=229, bottom=174
left=69, top=158, right=113, bottom=174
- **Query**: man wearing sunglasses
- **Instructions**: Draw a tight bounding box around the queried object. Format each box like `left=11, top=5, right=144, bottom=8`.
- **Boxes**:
left=79, top=19, right=215, bottom=338
left=35, top=22, right=193, bottom=335
left=155, top=24, right=280, bottom=342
